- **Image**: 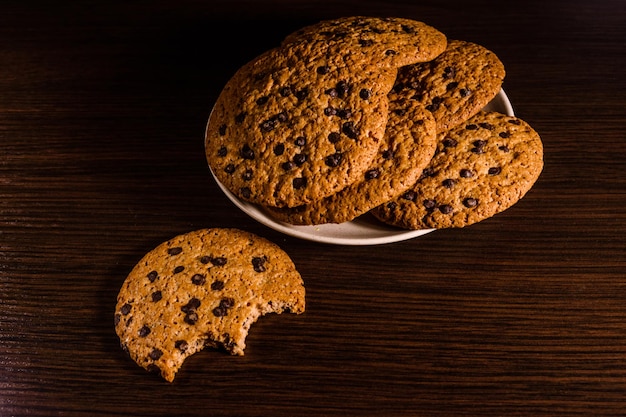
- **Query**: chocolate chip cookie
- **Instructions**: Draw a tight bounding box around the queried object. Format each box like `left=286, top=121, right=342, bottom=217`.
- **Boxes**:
left=206, top=41, right=397, bottom=208
left=390, top=39, right=505, bottom=133
left=115, top=228, right=305, bottom=382
left=282, top=16, right=447, bottom=68
left=372, top=111, right=543, bottom=229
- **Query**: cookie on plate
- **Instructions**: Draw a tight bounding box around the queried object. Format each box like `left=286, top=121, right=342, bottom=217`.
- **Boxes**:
left=205, top=41, right=397, bottom=208
left=282, top=16, right=447, bottom=69
left=114, top=228, right=305, bottom=382
left=372, top=111, right=543, bottom=229
left=390, top=39, right=505, bottom=133
left=266, top=99, right=437, bottom=225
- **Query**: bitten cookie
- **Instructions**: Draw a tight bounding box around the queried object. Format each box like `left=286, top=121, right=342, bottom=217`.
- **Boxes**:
left=266, top=99, right=437, bottom=225
left=372, top=111, right=543, bottom=229
left=114, top=228, right=305, bottom=382
left=205, top=41, right=397, bottom=208
left=282, top=16, right=447, bottom=69
left=389, top=39, right=505, bottom=133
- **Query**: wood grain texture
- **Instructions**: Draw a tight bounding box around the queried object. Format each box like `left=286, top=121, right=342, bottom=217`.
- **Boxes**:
left=1, top=0, right=625, bottom=415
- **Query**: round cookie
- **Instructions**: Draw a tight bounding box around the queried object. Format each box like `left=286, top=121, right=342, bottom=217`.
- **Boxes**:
left=114, top=228, right=305, bottom=382
left=206, top=41, right=397, bottom=208
left=372, top=111, right=543, bottom=229
left=282, top=16, right=447, bottom=69
left=266, top=99, right=437, bottom=225
left=389, top=39, right=505, bottom=133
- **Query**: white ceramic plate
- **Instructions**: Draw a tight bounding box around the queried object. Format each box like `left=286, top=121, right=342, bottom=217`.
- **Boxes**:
left=209, top=89, right=514, bottom=245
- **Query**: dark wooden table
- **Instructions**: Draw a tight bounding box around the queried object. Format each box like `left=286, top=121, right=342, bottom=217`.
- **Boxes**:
left=1, top=1, right=625, bottom=415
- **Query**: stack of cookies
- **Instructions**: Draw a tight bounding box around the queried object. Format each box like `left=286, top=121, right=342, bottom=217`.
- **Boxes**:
left=206, top=16, right=543, bottom=230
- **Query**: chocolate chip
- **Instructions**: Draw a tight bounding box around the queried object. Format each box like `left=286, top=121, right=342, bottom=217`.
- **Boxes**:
left=324, top=107, right=337, bottom=116
left=385, top=49, right=397, bottom=56
left=443, top=66, right=456, bottom=79
left=281, top=161, right=295, bottom=171
left=465, top=124, right=478, bottom=130
left=149, top=348, right=163, bottom=360
left=442, top=179, right=456, bottom=188
left=386, top=201, right=398, bottom=210
left=317, top=65, right=330, bottom=74
left=210, top=257, right=227, bottom=266
left=219, top=298, right=235, bottom=309
left=273, top=143, right=285, bottom=155
left=138, top=325, right=151, bottom=337
left=402, top=191, right=417, bottom=201
left=212, top=297, right=235, bottom=317
left=459, top=88, right=471, bottom=97
left=120, top=303, right=132, bottom=315
left=181, top=297, right=201, bottom=314
left=439, top=204, right=453, bottom=214
left=463, top=198, right=478, bottom=208
left=212, top=306, right=227, bottom=317
left=488, top=167, right=502, bottom=175
left=359, top=88, right=372, bottom=99
left=401, top=24, right=414, bottom=33
left=421, top=167, right=435, bottom=178
left=442, top=138, right=458, bottom=148
left=499, top=145, right=510, bottom=152
left=172, top=266, right=184, bottom=274
left=168, top=247, right=183, bottom=256
left=426, top=100, right=440, bottom=112
left=337, top=109, right=352, bottom=119
left=260, top=119, right=277, bottom=132
left=336, top=80, right=350, bottom=97
left=328, top=132, right=341, bottom=143
left=240, top=144, right=255, bottom=160
left=382, top=149, right=394, bottom=160
left=256, top=96, right=268, bottom=105
left=479, top=122, right=494, bottom=130
left=342, top=121, right=358, bottom=139
left=325, top=152, right=342, bottom=167
left=235, top=112, right=246, bottom=124
left=241, top=187, right=251, bottom=199
left=365, top=169, right=380, bottom=180
left=393, top=108, right=407, bottom=117
left=151, top=291, right=162, bottom=302
left=146, top=364, right=160, bottom=374
left=218, top=125, right=227, bottom=136
left=217, top=146, right=227, bottom=157
left=295, top=88, right=309, bottom=100
left=252, top=256, right=267, bottom=272
left=224, top=164, right=235, bottom=174
left=325, top=87, right=338, bottom=98
left=191, top=274, right=206, bottom=285
left=276, top=112, right=288, bottom=123
left=147, top=271, right=158, bottom=282
left=242, top=169, right=253, bottom=181
left=507, top=119, right=521, bottom=125
left=184, top=312, right=199, bottom=325
left=423, top=199, right=437, bottom=210
left=279, top=86, right=292, bottom=97
left=460, top=169, right=474, bottom=178
left=294, top=136, right=306, bottom=147
left=446, top=81, right=459, bottom=91
left=293, top=177, right=307, bottom=189
left=175, top=340, right=188, bottom=352
left=499, top=131, right=511, bottom=138
left=211, top=280, right=225, bottom=291
left=293, top=153, right=307, bottom=166
left=473, top=140, right=487, bottom=148
left=358, top=39, right=374, bottom=47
